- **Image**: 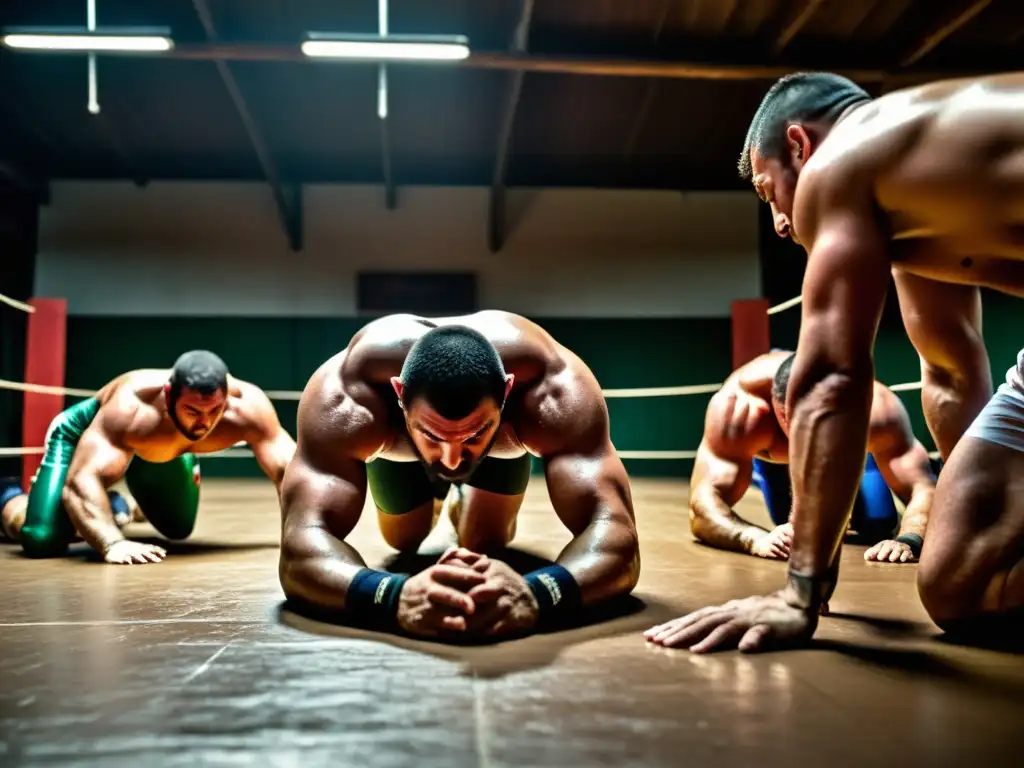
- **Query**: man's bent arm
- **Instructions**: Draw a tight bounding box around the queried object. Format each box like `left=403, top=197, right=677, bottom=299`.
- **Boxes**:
left=244, top=391, right=297, bottom=494
left=868, top=407, right=936, bottom=541
left=278, top=449, right=369, bottom=611
left=689, top=443, right=767, bottom=555
left=63, top=430, right=134, bottom=554
left=786, top=199, right=891, bottom=604
left=543, top=422, right=640, bottom=607
left=892, top=272, right=992, bottom=460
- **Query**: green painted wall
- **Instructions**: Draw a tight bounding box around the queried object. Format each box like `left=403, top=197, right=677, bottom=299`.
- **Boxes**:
left=47, top=290, right=1024, bottom=485
left=61, top=316, right=735, bottom=480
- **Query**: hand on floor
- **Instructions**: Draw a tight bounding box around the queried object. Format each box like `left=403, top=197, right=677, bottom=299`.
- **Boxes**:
left=864, top=539, right=917, bottom=563
left=103, top=540, right=167, bottom=565
left=750, top=523, right=793, bottom=560
left=643, top=591, right=817, bottom=653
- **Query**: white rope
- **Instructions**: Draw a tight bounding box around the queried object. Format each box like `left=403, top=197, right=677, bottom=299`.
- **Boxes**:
left=263, top=390, right=303, bottom=401
left=602, top=383, right=722, bottom=398
left=767, top=295, right=801, bottom=315
left=0, top=377, right=721, bottom=401
left=0, top=447, right=44, bottom=456
left=0, top=379, right=95, bottom=397
left=888, top=381, right=923, bottom=392
left=0, top=293, right=35, bottom=313
left=617, top=450, right=697, bottom=460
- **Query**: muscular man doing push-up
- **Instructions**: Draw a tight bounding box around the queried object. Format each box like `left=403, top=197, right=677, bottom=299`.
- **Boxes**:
left=688, top=350, right=937, bottom=563
left=279, top=312, right=640, bottom=642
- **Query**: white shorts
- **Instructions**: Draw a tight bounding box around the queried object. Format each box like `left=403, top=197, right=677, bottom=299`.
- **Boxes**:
left=963, top=348, right=1024, bottom=453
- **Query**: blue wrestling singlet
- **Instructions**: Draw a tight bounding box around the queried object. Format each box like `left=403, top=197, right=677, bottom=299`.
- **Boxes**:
left=751, top=454, right=899, bottom=544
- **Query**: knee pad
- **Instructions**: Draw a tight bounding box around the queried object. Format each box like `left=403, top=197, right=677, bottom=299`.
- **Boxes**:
left=19, top=525, right=70, bottom=559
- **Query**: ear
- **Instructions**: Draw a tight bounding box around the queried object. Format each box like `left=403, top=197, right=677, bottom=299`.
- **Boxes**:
left=504, top=374, right=515, bottom=401
left=390, top=376, right=404, bottom=404
left=163, top=383, right=172, bottom=401
left=785, top=124, right=813, bottom=171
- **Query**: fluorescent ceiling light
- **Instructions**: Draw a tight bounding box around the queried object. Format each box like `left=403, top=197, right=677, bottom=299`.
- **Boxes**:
left=1, top=27, right=173, bottom=53
left=2, top=34, right=172, bottom=52
left=302, top=33, right=469, bottom=62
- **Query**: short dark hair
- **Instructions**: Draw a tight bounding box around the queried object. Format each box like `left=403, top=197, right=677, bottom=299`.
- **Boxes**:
left=771, top=352, right=796, bottom=406
left=399, top=326, right=507, bottom=420
left=738, top=72, right=871, bottom=179
left=169, top=350, right=229, bottom=399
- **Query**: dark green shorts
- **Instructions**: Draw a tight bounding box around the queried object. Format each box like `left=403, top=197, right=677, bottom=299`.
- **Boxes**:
left=20, top=397, right=202, bottom=558
left=367, top=454, right=533, bottom=515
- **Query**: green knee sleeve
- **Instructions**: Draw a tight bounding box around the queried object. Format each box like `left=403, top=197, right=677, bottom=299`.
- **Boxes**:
left=19, top=398, right=102, bottom=558
left=125, top=454, right=201, bottom=540
left=367, top=459, right=448, bottom=515
left=20, top=461, right=76, bottom=558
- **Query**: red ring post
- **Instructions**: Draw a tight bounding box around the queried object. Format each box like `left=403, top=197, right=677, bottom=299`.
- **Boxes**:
left=730, top=298, right=771, bottom=370
left=22, top=298, right=67, bottom=491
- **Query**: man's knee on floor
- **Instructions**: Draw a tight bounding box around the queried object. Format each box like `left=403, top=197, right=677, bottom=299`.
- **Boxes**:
left=19, top=524, right=70, bottom=558
left=917, top=545, right=995, bottom=629
left=156, top=517, right=196, bottom=541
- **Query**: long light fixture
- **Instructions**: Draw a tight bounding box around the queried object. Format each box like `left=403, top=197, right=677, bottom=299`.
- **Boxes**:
left=1, top=30, right=174, bottom=53
left=2, top=33, right=172, bottom=52
left=302, top=33, right=469, bottom=62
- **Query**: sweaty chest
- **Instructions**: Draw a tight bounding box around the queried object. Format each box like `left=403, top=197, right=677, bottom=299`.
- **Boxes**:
left=131, top=426, right=249, bottom=463
left=890, top=237, right=1024, bottom=295
left=878, top=132, right=1024, bottom=263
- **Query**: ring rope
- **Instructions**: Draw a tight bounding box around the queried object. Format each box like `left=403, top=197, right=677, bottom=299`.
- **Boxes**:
left=0, top=293, right=35, bottom=313
left=0, top=375, right=925, bottom=401
left=767, top=295, right=802, bottom=315
left=0, top=291, right=930, bottom=461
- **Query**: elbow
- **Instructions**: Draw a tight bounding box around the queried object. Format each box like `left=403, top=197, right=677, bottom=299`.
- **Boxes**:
left=622, top=526, right=641, bottom=592
left=278, top=534, right=314, bottom=601
left=278, top=550, right=320, bottom=607
left=687, top=496, right=711, bottom=543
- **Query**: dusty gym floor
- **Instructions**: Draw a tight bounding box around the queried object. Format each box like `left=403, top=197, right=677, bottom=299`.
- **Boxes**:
left=2, top=478, right=1022, bottom=767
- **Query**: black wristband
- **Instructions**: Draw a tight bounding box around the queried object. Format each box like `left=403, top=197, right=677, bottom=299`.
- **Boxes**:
left=346, top=568, right=409, bottom=630
left=895, top=533, right=924, bottom=558
left=787, top=566, right=837, bottom=613
left=524, top=564, right=582, bottom=627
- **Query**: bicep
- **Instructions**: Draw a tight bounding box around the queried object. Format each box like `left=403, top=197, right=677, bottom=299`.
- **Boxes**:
left=68, top=427, right=133, bottom=486
left=253, top=428, right=297, bottom=480
left=700, top=448, right=752, bottom=508
left=280, top=444, right=368, bottom=550
left=798, top=215, right=891, bottom=372
left=787, top=205, right=891, bottom=417
left=544, top=437, right=634, bottom=538
left=874, top=438, right=935, bottom=501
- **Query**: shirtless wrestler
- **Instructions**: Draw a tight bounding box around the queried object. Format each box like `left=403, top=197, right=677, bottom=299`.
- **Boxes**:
left=1, top=476, right=139, bottom=544
left=647, top=71, right=1024, bottom=652
left=16, top=350, right=295, bottom=564
left=688, top=350, right=937, bottom=563
left=278, top=312, right=640, bottom=642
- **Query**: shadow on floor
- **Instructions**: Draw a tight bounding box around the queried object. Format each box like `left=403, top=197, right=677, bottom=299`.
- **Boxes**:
left=825, top=611, right=933, bottom=640
left=812, top=637, right=1024, bottom=705
left=931, top=608, right=1024, bottom=655
left=274, top=545, right=679, bottom=678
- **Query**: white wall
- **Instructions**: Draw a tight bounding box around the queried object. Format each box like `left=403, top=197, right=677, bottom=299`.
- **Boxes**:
left=36, top=181, right=760, bottom=318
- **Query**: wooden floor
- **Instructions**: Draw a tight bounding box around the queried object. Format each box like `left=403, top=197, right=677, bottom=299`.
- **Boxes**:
left=1, top=477, right=1022, bottom=767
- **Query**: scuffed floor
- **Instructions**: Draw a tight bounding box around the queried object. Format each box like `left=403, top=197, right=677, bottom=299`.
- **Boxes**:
left=2, top=478, right=1022, bottom=767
